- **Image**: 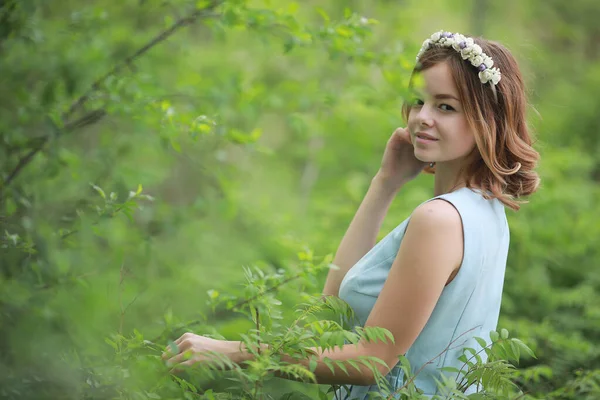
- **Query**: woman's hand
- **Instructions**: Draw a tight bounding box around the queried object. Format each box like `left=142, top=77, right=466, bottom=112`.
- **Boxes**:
left=162, top=332, right=245, bottom=370
left=376, top=127, right=427, bottom=190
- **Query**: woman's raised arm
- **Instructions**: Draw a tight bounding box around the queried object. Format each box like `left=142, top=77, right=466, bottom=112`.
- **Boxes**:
left=322, top=127, right=427, bottom=297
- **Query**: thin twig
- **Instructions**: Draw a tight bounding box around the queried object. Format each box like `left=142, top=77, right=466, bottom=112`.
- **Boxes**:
left=36, top=270, right=100, bottom=290
left=61, top=6, right=220, bottom=122
left=3, top=136, right=46, bottom=154
left=59, top=203, right=128, bottom=242
left=253, top=306, right=263, bottom=399
left=123, top=292, right=143, bottom=318
left=455, top=339, right=504, bottom=392
left=0, top=2, right=223, bottom=194
left=216, top=274, right=301, bottom=320
left=119, top=262, right=126, bottom=334
left=2, top=143, right=44, bottom=191
left=256, top=306, right=261, bottom=355
left=2, top=109, right=109, bottom=195
left=150, top=273, right=304, bottom=343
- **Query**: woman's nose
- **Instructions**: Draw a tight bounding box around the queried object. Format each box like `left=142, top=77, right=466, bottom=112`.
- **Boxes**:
left=416, top=104, right=434, bottom=127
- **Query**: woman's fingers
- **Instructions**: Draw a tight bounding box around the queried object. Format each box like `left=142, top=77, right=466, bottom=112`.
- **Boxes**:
left=179, top=358, right=197, bottom=368
left=161, top=340, right=181, bottom=360
left=162, top=332, right=195, bottom=359
left=167, top=349, right=194, bottom=366
left=161, top=344, right=177, bottom=360
left=178, top=339, right=193, bottom=351
left=394, top=127, right=410, bottom=141
left=175, top=332, right=194, bottom=345
left=163, top=333, right=217, bottom=371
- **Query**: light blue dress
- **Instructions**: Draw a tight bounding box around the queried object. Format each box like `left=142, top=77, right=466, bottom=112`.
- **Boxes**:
left=336, top=187, right=510, bottom=398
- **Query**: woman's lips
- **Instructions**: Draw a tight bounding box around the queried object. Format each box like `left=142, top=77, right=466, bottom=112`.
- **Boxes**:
left=415, top=132, right=439, bottom=144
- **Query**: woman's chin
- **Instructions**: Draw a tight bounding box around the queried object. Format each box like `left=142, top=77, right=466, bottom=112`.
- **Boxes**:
left=414, top=153, right=433, bottom=163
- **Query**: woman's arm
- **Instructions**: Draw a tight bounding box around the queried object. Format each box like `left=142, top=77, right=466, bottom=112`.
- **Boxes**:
left=310, top=200, right=464, bottom=384
left=321, top=173, right=402, bottom=298
left=166, top=200, right=463, bottom=386
left=322, top=127, right=428, bottom=297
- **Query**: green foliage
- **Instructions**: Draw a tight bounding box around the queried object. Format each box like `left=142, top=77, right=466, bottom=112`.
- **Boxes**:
left=1, top=0, right=599, bottom=399
left=73, top=260, right=538, bottom=399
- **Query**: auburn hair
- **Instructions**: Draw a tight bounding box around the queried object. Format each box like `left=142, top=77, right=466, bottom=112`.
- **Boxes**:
left=402, top=38, right=540, bottom=210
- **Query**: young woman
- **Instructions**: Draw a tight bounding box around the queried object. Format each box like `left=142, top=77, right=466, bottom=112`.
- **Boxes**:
left=164, top=31, right=540, bottom=398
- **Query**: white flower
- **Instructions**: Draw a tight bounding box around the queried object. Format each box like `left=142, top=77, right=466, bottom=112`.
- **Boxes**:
left=490, top=68, right=501, bottom=85
left=453, top=33, right=465, bottom=42
left=416, top=31, right=500, bottom=86
left=479, top=69, right=493, bottom=83
left=451, top=34, right=466, bottom=51
left=483, top=56, right=494, bottom=68
left=444, top=37, right=457, bottom=47
left=471, top=55, right=484, bottom=67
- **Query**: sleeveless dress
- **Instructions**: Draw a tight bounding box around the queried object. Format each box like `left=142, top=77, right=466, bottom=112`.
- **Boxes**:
left=336, top=187, right=510, bottom=398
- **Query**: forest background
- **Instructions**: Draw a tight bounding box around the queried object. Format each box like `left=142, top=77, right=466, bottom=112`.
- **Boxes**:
left=1, top=0, right=599, bottom=399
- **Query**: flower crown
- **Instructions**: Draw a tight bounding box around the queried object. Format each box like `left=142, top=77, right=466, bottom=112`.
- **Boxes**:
left=416, top=31, right=501, bottom=86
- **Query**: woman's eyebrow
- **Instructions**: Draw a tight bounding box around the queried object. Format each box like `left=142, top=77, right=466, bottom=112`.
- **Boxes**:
left=434, top=93, right=460, bottom=101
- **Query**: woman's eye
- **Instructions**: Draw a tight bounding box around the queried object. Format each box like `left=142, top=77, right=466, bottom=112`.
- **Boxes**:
left=413, top=99, right=424, bottom=106
left=439, top=104, right=455, bottom=111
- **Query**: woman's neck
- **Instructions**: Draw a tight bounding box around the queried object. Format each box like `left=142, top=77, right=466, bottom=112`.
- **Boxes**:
left=433, top=160, right=467, bottom=196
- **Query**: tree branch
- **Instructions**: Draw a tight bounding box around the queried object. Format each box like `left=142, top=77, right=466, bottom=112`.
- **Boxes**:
left=1, top=2, right=223, bottom=194
left=61, top=5, right=221, bottom=122
left=1, top=140, right=46, bottom=194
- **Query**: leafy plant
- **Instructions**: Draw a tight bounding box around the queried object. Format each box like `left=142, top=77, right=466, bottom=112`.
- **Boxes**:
left=140, top=258, right=537, bottom=400
left=1, top=1, right=599, bottom=399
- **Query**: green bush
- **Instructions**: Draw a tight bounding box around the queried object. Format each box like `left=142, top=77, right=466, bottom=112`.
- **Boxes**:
left=1, top=0, right=599, bottom=399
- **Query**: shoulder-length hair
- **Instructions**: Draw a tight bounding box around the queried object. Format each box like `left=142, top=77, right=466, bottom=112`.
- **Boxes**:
left=402, top=38, right=540, bottom=210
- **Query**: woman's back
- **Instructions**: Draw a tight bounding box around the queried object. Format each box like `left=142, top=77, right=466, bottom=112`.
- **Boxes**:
left=337, top=187, right=510, bottom=398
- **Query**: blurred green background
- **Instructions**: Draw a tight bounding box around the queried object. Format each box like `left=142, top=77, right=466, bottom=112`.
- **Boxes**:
left=1, top=0, right=599, bottom=398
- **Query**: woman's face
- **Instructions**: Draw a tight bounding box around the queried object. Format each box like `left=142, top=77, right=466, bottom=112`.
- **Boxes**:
left=407, top=61, right=477, bottom=165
